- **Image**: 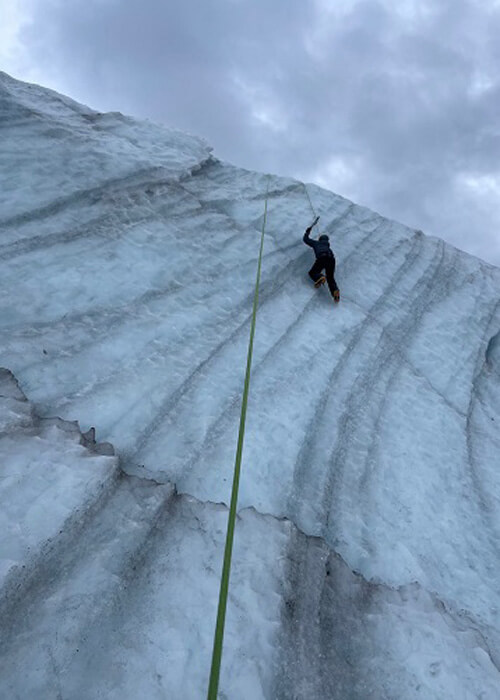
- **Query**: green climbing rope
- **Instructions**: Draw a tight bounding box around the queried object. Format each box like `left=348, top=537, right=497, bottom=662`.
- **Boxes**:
left=207, top=178, right=270, bottom=700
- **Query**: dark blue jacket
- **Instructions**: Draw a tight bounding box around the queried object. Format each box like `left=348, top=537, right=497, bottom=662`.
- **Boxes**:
left=303, top=228, right=334, bottom=260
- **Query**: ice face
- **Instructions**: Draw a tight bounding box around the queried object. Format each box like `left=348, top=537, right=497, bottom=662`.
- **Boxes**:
left=1, top=71, right=500, bottom=698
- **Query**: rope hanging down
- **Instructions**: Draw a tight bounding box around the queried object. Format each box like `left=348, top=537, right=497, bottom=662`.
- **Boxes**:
left=207, top=177, right=270, bottom=700
left=303, top=183, right=318, bottom=220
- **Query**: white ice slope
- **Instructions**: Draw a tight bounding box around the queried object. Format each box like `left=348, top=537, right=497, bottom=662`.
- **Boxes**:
left=1, top=72, right=500, bottom=698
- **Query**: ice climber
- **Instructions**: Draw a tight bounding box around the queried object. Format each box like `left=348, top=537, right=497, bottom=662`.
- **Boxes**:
left=303, top=216, right=340, bottom=302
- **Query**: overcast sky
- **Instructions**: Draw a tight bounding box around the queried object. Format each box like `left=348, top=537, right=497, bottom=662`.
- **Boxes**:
left=2, top=0, right=500, bottom=266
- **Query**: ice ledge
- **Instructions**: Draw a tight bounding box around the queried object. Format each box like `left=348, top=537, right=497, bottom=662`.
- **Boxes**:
left=2, top=368, right=498, bottom=697
left=132, top=466, right=500, bottom=680
left=0, top=368, right=119, bottom=595
left=0, top=368, right=114, bottom=454
left=1, top=365, right=496, bottom=638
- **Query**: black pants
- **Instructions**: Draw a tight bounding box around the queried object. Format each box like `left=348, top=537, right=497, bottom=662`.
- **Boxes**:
left=309, top=255, right=339, bottom=297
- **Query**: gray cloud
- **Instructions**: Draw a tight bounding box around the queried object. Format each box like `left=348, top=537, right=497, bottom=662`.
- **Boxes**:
left=8, top=0, right=500, bottom=265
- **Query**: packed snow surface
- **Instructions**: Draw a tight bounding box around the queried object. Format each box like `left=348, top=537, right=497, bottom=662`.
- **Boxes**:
left=1, top=71, right=500, bottom=698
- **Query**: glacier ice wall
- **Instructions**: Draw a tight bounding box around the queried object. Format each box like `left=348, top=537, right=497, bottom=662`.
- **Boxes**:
left=1, top=72, right=500, bottom=698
